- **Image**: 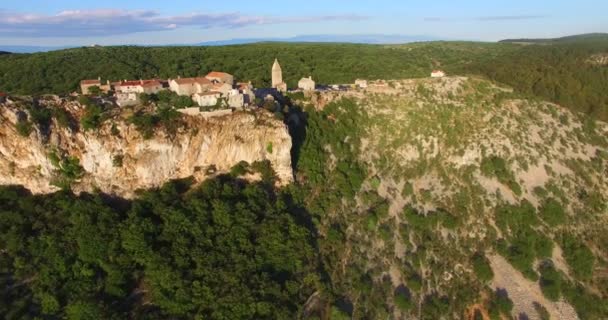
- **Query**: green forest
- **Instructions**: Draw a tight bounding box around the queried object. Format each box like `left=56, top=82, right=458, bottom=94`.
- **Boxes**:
left=0, top=174, right=321, bottom=319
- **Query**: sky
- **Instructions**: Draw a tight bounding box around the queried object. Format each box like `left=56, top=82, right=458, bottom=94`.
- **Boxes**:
left=0, top=0, right=607, bottom=46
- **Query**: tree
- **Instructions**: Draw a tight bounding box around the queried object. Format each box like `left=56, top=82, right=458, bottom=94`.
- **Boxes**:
left=472, top=253, right=494, bottom=283
left=539, top=261, right=562, bottom=301
left=80, top=104, right=104, bottom=131
left=87, top=85, right=101, bottom=96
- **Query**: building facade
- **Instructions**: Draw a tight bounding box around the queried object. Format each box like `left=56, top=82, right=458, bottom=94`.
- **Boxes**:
left=298, top=76, right=316, bottom=91
left=194, top=92, right=222, bottom=107
left=169, top=77, right=212, bottom=96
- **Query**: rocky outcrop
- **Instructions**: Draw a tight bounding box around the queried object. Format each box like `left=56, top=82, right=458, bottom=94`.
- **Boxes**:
left=0, top=103, right=293, bottom=198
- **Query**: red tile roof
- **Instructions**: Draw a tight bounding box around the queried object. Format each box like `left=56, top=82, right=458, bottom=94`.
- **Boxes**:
left=173, top=77, right=212, bottom=85
left=0, top=92, right=7, bottom=97
left=118, top=79, right=162, bottom=87
left=206, top=71, right=232, bottom=78
left=141, top=80, right=162, bottom=87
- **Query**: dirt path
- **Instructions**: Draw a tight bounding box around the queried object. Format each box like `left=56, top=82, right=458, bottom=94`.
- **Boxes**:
left=488, top=254, right=578, bottom=320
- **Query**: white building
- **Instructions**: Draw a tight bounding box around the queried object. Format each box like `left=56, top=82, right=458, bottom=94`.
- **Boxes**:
left=227, top=90, right=245, bottom=108
left=115, top=80, right=164, bottom=94
left=298, top=76, right=316, bottom=91
left=194, top=92, right=222, bottom=107
left=211, top=83, right=233, bottom=97
left=431, top=70, right=446, bottom=78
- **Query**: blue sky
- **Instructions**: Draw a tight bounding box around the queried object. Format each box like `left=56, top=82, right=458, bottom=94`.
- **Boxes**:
left=1, top=0, right=606, bottom=45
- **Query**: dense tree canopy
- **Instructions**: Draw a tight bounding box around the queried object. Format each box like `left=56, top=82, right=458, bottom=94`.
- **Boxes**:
left=0, top=175, right=319, bottom=319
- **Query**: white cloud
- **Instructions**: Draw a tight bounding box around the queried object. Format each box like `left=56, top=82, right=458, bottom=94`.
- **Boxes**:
left=0, top=9, right=368, bottom=37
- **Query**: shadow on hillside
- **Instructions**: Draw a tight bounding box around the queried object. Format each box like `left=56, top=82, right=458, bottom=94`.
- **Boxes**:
left=284, top=102, right=308, bottom=174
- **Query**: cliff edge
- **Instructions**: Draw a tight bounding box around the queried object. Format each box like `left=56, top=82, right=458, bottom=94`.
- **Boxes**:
left=0, top=100, right=293, bottom=198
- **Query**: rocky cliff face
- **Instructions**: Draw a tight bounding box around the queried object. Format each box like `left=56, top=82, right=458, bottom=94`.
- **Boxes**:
left=0, top=102, right=293, bottom=198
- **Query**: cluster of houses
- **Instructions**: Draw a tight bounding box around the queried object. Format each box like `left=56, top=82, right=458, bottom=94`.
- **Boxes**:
left=80, top=71, right=254, bottom=109
left=78, top=59, right=448, bottom=110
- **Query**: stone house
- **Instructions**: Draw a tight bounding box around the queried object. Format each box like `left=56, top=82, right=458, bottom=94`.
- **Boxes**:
left=169, top=77, right=213, bottom=96
left=206, top=72, right=235, bottom=85
left=194, top=91, right=222, bottom=107
left=0, top=92, right=6, bottom=103
left=298, top=76, right=316, bottom=91
left=211, top=83, right=233, bottom=97
left=227, top=89, right=245, bottom=108
left=115, top=80, right=164, bottom=94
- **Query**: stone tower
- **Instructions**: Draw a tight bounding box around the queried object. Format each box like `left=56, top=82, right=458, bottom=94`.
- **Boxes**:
left=272, top=58, right=283, bottom=87
left=272, top=58, right=287, bottom=92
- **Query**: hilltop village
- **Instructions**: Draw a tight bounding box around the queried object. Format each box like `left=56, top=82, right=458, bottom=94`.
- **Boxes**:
left=76, top=59, right=446, bottom=114
left=78, top=59, right=317, bottom=112
left=0, top=58, right=448, bottom=118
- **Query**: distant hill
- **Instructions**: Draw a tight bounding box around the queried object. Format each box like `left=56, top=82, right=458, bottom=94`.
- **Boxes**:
left=0, top=45, right=72, bottom=53
left=0, top=51, right=11, bottom=55
left=0, top=34, right=440, bottom=53
left=196, top=34, right=440, bottom=46
left=500, top=33, right=608, bottom=44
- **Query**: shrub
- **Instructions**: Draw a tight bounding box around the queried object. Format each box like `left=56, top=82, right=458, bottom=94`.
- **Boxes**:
left=129, top=111, right=158, bottom=139
left=394, top=292, right=413, bottom=311
left=112, top=155, right=124, bottom=168
left=53, top=108, right=72, bottom=129
left=15, top=118, right=33, bottom=137
left=560, top=234, right=594, bottom=281
left=230, top=161, right=250, bottom=177
left=488, top=289, right=513, bottom=319
left=472, top=253, right=494, bottom=283
left=480, top=156, right=521, bottom=195
left=539, top=198, right=566, bottom=226
left=28, top=105, right=52, bottom=128
left=80, top=104, right=104, bottom=131
left=533, top=302, right=550, bottom=320
left=48, top=151, right=84, bottom=189
left=539, top=261, right=562, bottom=301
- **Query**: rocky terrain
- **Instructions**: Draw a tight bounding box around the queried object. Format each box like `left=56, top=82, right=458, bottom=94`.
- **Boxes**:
left=0, top=99, right=292, bottom=198
left=297, top=76, right=608, bottom=319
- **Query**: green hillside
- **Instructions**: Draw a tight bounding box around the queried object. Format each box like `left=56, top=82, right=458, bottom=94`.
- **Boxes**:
left=500, top=33, right=608, bottom=44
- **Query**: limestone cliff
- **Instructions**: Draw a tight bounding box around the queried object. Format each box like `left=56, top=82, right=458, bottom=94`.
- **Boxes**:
left=0, top=102, right=293, bottom=198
